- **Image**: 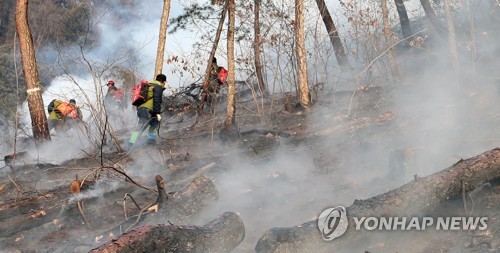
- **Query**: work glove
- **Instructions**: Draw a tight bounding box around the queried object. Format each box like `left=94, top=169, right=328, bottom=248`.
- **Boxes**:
left=156, top=114, right=161, bottom=122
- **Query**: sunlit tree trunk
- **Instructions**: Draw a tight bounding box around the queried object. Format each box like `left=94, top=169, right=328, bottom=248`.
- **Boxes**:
left=394, top=0, right=413, bottom=40
left=295, top=0, right=311, bottom=108
left=254, top=0, right=268, bottom=96
left=381, top=0, right=400, bottom=80
left=15, top=0, right=50, bottom=141
left=154, top=0, right=172, bottom=76
left=314, top=0, right=349, bottom=68
left=224, top=0, right=236, bottom=127
left=199, top=1, right=228, bottom=111
left=443, top=0, right=460, bottom=77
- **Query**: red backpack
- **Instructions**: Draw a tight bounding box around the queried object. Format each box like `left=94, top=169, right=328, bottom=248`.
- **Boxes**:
left=131, top=80, right=150, bottom=106
left=218, top=67, right=228, bottom=84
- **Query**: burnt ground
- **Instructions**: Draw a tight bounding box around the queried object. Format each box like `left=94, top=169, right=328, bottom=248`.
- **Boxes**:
left=1, top=77, right=500, bottom=253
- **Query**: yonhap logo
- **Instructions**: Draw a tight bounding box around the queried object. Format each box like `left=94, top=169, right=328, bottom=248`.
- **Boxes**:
left=317, top=206, right=488, bottom=242
left=318, top=206, right=348, bottom=241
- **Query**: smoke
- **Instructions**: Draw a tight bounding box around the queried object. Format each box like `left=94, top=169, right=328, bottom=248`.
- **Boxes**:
left=3, top=0, right=500, bottom=252
left=69, top=177, right=122, bottom=204
left=192, top=1, right=500, bottom=252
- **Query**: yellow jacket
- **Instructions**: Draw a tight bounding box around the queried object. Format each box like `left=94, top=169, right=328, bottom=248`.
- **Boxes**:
left=139, top=80, right=165, bottom=115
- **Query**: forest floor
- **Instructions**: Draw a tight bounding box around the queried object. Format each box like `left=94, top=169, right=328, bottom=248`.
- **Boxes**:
left=1, top=74, right=500, bottom=253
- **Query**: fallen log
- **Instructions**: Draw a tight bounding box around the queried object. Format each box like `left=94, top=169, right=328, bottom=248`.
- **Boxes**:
left=164, top=175, right=218, bottom=222
left=90, top=211, right=245, bottom=253
left=255, top=148, right=500, bottom=253
left=312, top=111, right=396, bottom=137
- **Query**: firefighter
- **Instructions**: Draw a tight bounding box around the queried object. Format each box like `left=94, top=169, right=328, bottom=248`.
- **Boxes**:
left=128, top=74, right=167, bottom=148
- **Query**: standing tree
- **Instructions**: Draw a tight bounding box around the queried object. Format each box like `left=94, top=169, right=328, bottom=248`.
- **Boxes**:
left=314, top=0, right=349, bottom=67
left=443, top=0, right=459, bottom=77
left=295, top=0, right=311, bottom=108
left=381, top=0, right=400, bottom=80
left=15, top=0, right=50, bottom=141
left=199, top=1, right=228, bottom=111
left=420, top=0, right=446, bottom=34
left=254, top=0, right=268, bottom=96
left=224, top=0, right=236, bottom=128
left=394, top=0, right=413, bottom=40
left=154, top=0, right=172, bottom=76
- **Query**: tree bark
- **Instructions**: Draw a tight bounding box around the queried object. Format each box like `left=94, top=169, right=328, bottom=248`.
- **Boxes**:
left=381, top=0, right=400, bottom=80
left=15, top=0, right=50, bottom=141
left=90, top=211, right=245, bottom=253
left=255, top=148, right=500, bottom=253
left=199, top=2, right=228, bottom=110
left=394, top=0, right=413, bottom=40
left=420, top=0, right=447, bottom=34
left=154, top=0, right=172, bottom=76
left=295, top=0, right=311, bottom=108
left=443, top=0, right=460, bottom=77
left=254, top=0, right=268, bottom=96
left=224, top=0, right=236, bottom=128
left=314, top=0, right=349, bottom=67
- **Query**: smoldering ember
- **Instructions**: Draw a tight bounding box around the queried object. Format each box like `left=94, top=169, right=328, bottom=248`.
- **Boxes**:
left=1, top=0, right=500, bottom=253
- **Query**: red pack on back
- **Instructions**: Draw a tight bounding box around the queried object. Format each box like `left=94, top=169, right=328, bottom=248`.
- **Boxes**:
left=218, top=67, right=228, bottom=84
left=131, top=80, right=150, bottom=106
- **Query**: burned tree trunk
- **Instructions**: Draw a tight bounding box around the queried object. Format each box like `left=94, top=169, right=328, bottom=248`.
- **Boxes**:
left=90, top=211, right=245, bottom=253
left=394, top=0, right=412, bottom=40
left=255, top=148, right=500, bottom=253
left=314, top=0, right=349, bottom=67
left=420, top=0, right=447, bottom=35
left=16, top=0, right=50, bottom=141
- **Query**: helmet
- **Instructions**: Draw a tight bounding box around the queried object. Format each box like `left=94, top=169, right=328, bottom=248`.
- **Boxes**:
left=107, top=80, right=115, bottom=86
left=141, top=80, right=149, bottom=84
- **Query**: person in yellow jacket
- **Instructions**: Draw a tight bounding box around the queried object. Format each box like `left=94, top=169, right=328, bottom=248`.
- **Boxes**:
left=128, top=74, right=166, bottom=147
left=47, top=99, right=65, bottom=132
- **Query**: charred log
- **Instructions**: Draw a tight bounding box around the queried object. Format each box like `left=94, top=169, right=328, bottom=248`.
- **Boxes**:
left=164, top=175, right=218, bottom=221
left=90, top=211, right=245, bottom=253
left=255, top=148, right=500, bottom=253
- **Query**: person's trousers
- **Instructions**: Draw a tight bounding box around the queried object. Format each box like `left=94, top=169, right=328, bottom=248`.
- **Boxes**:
left=128, top=107, right=159, bottom=145
left=48, top=119, right=64, bottom=132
